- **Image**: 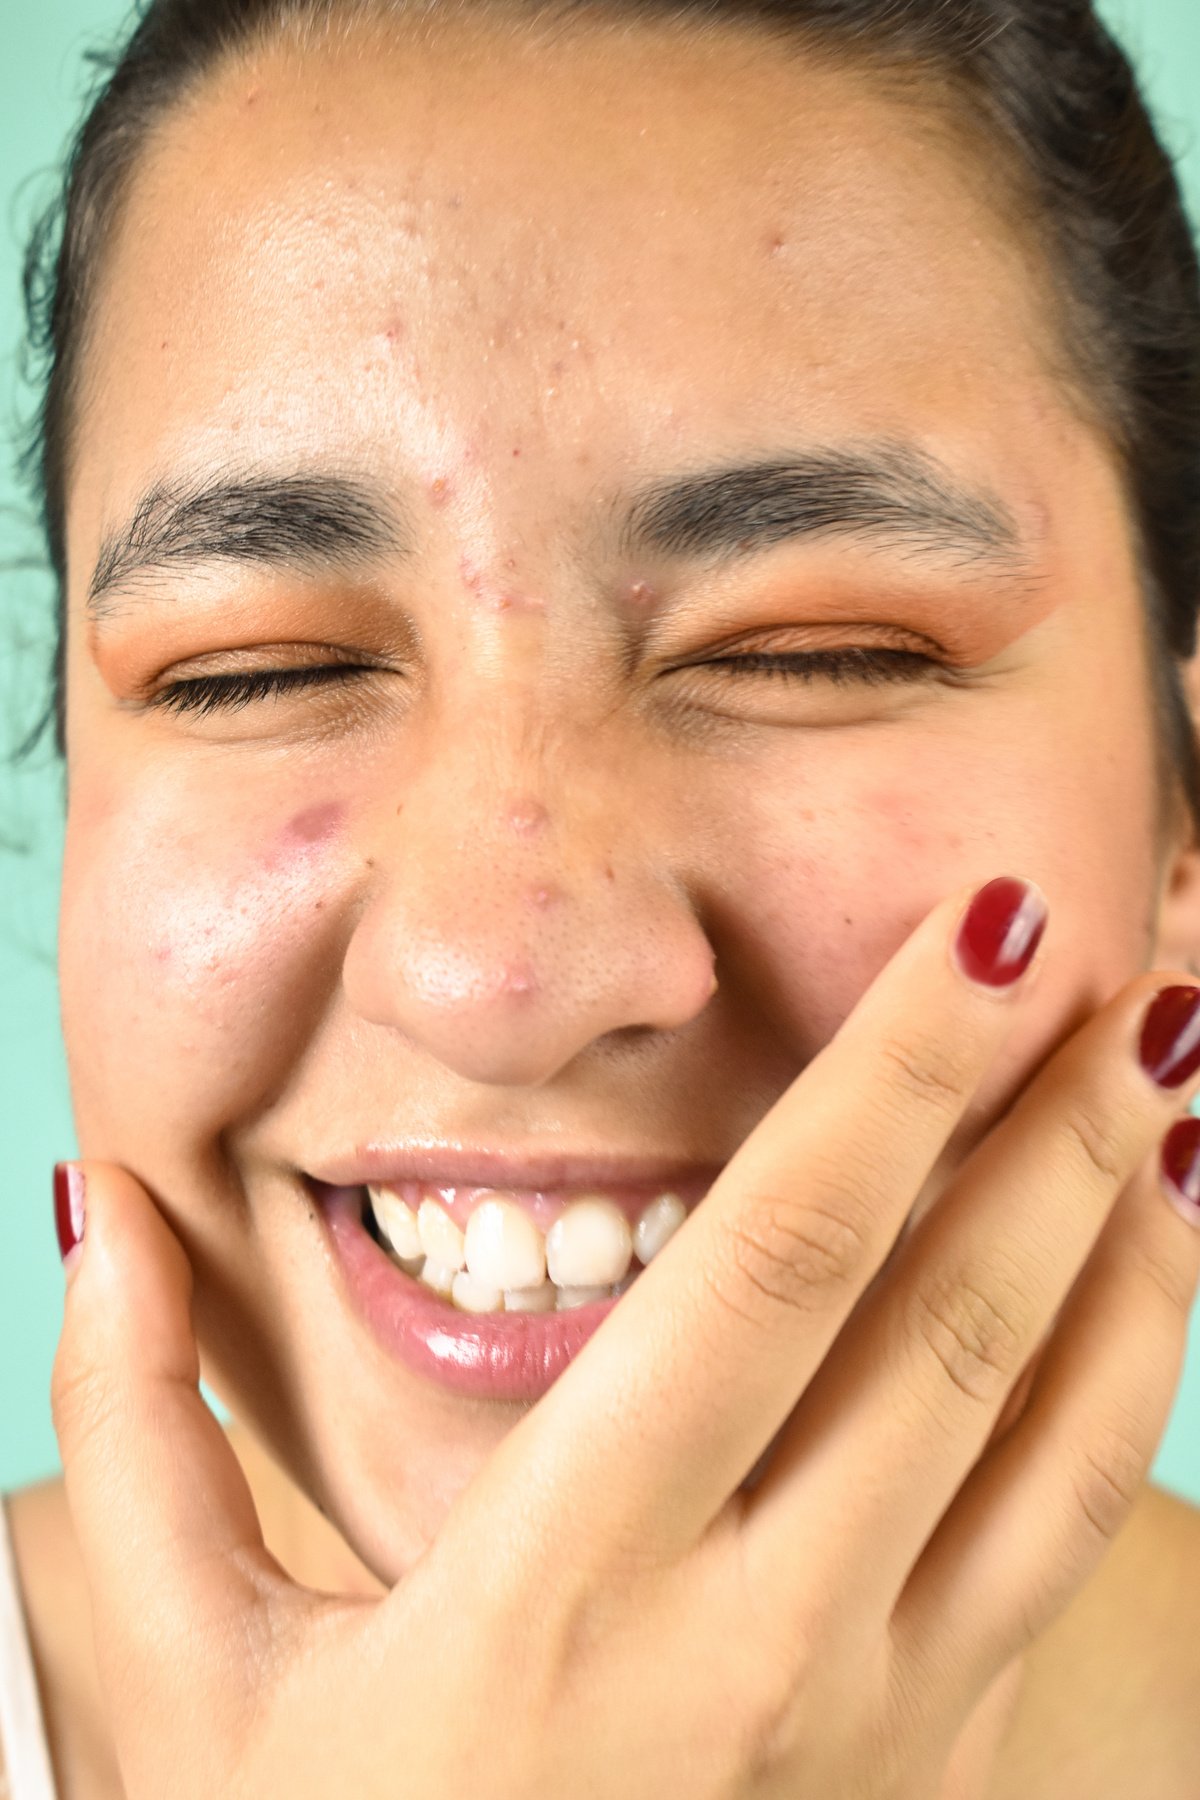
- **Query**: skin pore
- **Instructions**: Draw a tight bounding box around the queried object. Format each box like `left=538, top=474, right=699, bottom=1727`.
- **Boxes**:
left=48, top=3, right=1200, bottom=1653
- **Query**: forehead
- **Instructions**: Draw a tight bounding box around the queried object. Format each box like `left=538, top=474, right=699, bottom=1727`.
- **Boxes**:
left=72, top=14, right=1078, bottom=557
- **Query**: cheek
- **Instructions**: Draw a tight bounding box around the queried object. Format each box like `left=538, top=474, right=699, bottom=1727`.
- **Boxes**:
left=59, top=780, right=350, bottom=1154
left=707, top=717, right=1156, bottom=1062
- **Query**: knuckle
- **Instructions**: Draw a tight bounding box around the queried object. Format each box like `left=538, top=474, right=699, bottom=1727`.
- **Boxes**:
left=1068, top=1419, right=1146, bottom=1547
left=49, top=1344, right=120, bottom=1453
left=715, top=1192, right=871, bottom=1323
left=1058, top=1098, right=1129, bottom=1190
left=1128, top=1233, right=1198, bottom=1317
left=877, top=1030, right=972, bottom=1115
left=903, top=1262, right=1027, bottom=1407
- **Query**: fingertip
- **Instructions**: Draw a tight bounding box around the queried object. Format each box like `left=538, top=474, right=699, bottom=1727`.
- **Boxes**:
left=54, top=1161, right=86, bottom=1269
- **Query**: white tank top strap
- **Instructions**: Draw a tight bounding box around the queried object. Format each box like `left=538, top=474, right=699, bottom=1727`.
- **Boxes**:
left=0, top=1496, right=57, bottom=1800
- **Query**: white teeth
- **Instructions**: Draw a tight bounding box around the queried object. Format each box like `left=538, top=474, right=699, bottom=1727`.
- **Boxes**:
left=556, top=1284, right=614, bottom=1310
left=418, top=1198, right=466, bottom=1271
left=545, top=1197, right=633, bottom=1287
left=418, top=1257, right=458, bottom=1299
left=451, top=1269, right=505, bottom=1313
left=367, top=1186, right=423, bottom=1261
left=632, top=1192, right=687, bottom=1265
left=371, top=1183, right=695, bottom=1313
left=465, top=1197, right=547, bottom=1291
left=503, top=1282, right=558, bottom=1313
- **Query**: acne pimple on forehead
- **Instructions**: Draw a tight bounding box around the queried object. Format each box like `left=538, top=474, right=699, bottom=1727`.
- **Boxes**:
left=507, top=798, right=549, bottom=835
left=495, top=590, right=546, bottom=613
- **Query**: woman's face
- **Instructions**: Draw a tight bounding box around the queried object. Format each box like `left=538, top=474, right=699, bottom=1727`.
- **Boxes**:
left=58, top=15, right=1200, bottom=1580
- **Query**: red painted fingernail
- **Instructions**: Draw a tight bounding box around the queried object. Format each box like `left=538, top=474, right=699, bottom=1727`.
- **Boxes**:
left=953, top=877, right=1048, bottom=989
left=54, top=1163, right=86, bottom=1263
left=1138, top=987, right=1200, bottom=1090
left=1160, top=1116, right=1200, bottom=1227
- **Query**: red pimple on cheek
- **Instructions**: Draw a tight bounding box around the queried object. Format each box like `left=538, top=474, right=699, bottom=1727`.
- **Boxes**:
left=529, top=884, right=560, bottom=910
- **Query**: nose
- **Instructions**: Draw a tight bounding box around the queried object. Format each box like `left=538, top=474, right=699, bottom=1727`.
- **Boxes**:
left=341, top=719, right=718, bottom=1088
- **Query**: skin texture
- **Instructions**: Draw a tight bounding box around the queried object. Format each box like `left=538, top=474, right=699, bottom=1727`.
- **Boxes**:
left=19, top=13, right=1200, bottom=1792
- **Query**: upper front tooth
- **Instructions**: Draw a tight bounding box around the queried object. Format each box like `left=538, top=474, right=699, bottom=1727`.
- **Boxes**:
left=633, top=1192, right=688, bottom=1265
left=545, top=1197, right=632, bottom=1287
left=417, top=1198, right=466, bottom=1271
left=464, top=1197, right=547, bottom=1291
left=368, top=1186, right=423, bottom=1261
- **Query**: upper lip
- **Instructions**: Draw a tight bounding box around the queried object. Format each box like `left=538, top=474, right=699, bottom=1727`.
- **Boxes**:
left=306, top=1144, right=727, bottom=1194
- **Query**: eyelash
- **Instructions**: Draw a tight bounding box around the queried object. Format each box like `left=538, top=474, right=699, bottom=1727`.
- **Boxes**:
left=150, top=647, right=938, bottom=717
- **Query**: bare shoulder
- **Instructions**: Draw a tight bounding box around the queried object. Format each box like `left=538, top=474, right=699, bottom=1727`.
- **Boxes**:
left=5, top=1475, right=124, bottom=1800
left=989, top=1480, right=1200, bottom=1799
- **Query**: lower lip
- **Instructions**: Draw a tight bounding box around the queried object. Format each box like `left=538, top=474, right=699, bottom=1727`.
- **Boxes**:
left=314, top=1180, right=624, bottom=1402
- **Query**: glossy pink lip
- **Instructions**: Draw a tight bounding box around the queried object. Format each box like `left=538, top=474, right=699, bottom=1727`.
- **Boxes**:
left=309, top=1144, right=726, bottom=1194
left=314, top=1180, right=641, bottom=1403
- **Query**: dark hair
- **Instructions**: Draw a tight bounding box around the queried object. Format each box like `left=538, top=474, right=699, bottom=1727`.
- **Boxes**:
left=14, top=0, right=1200, bottom=843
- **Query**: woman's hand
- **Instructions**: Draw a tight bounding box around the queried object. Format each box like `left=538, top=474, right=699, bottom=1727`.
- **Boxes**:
left=51, top=877, right=1200, bottom=1799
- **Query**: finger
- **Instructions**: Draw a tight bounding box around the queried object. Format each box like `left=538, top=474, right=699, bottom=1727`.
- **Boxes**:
left=891, top=1125, right=1200, bottom=1711
left=740, top=975, right=1200, bottom=1623
left=51, top=1162, right=289, bottom=1746
left=478, top=875, right=1049, bottom=1567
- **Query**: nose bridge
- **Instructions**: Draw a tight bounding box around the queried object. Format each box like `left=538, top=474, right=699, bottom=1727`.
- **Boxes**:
left=341, top=691, right=718, bottom=1086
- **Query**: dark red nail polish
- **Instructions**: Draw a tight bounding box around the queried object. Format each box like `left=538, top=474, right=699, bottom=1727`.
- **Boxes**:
left=1160, top=1116, right=1200, bottom=1221
left=1138, top=987, right=1200, bottom=1089
left=953, top=878, right=1048, bottom=988
left=54, top=1163, right=85, bottom=1261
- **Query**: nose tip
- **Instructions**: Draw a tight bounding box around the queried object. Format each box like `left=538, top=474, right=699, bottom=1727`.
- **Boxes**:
left=342, top=859, right=718, bottom=1088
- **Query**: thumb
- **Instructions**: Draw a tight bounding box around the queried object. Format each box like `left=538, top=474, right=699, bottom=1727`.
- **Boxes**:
left=51, top=1161, right=285, bottom=1737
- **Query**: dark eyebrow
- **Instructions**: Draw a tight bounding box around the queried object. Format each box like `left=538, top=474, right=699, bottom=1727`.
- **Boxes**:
left=87, top=468, right=408, bottom=620
left=618, top=442, right=1027, bottom=571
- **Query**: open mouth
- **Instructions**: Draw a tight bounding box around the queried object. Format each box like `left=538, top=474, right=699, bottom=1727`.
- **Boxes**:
left=309, top=1168, right=715, bottom=1401
left=359, top=1178, right=689, bottom=1314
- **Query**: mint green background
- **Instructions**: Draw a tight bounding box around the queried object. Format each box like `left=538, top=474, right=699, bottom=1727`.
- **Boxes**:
left=2, top=0, right=1200, bottom=1502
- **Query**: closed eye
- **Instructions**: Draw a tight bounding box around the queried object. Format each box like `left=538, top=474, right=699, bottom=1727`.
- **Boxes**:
left=695, top=647, right=940, bottom=685
left=149, top=663, right=372, bottom=718
left=149, top=645, right=940, bottom=719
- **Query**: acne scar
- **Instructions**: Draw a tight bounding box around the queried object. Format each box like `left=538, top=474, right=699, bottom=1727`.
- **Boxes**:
left=285, top=802, right=345, bottom=846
